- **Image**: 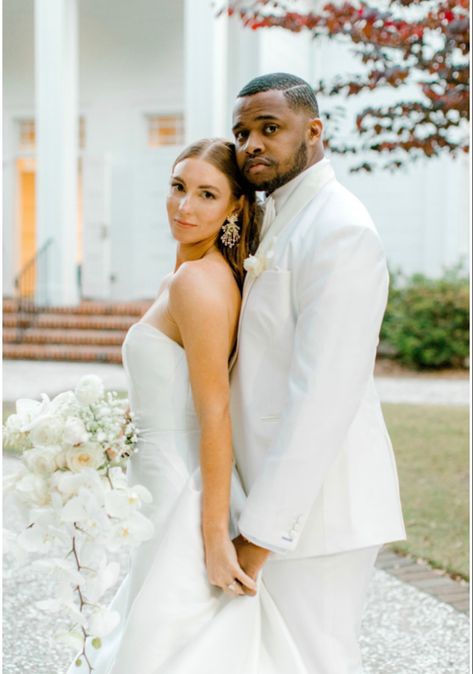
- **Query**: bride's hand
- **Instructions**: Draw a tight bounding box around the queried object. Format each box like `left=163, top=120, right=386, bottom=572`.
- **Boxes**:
left=203, top=534, right=258, bottom=597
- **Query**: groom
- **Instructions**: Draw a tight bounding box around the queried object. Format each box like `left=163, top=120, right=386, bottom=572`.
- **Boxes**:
left=230, top=73, right=405, bottom=673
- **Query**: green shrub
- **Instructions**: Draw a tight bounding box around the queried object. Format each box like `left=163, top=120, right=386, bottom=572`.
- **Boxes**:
left=380, top=267, right=470, bottom=369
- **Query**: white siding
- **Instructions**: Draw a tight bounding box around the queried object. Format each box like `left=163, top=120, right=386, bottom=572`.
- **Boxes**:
left=2, top=0, right=469, bottom=301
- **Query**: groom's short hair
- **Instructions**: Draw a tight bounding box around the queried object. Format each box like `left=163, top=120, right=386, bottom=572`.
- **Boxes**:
left=237, top=73, right=319, bottom=117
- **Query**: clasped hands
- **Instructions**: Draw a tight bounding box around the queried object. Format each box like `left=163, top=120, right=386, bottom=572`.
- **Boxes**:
left=204, top=533, right=271, bottom=598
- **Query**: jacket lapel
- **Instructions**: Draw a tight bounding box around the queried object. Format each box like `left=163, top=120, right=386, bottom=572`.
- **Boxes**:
left=229, top=162, right=336, bottom=372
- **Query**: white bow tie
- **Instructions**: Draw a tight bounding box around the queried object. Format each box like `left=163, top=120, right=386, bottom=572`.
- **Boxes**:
left=260, top=195, right=276, bottom=240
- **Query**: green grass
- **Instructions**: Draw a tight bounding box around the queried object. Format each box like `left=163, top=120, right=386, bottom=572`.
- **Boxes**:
left=3, top=399, right=469, bottom=578
left=383, top=403, right=469, bottom=579
left=3, top=401, right=14, bottom=417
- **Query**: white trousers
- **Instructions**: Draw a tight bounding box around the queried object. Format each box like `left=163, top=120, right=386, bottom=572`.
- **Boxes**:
left=262, top=545, right=380, bottom=674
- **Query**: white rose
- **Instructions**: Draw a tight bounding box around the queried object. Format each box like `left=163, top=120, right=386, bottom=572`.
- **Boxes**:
left=5, top=413, right=27, bottom=434
left=243, top=249, right=275, bottom=278
left=29, top=415, right=64, bottom=447
left=75, top=375, right=104, bottom=405
left=23, top=446, right=60, bottom=476
left=62, top=417, right=89, bottom=446
left=3, top=416, right=32, bottom=452
left=55, top=450, right=67, bottom=470
left=65, top=443, right=105, bottom=472
left=243, top=239, right=276, bottom=279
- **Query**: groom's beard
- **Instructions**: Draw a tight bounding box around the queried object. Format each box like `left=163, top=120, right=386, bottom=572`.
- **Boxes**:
left=253, top=141, right=308, bottom=195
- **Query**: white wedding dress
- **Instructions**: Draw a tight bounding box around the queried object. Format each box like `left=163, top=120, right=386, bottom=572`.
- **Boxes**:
left=66, top=321, right=307, bottom=674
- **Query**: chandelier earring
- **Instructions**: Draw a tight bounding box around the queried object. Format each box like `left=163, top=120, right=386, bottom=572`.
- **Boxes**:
left=220, top=212, right=241, bottom=248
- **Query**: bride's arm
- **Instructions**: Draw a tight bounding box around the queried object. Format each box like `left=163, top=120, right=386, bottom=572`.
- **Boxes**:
left=169, top=260, right=257, bottom=596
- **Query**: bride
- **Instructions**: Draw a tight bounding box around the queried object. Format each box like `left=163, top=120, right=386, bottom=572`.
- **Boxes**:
left=67, top=138, right=308, bottom=674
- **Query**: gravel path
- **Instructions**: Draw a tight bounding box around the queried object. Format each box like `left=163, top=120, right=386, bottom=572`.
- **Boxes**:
left=374, top=376, right=470, bottom=407
left=2, top=360, right=127, bottom=402
left=3, top=456, right=469, bottom=674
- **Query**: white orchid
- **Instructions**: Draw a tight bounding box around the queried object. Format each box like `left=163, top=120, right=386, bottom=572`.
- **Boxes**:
left=50, top=468, right=103, bottom=502
left=49, top=390, right=80, bottom=418
left=60, top=488, right=108, bottom=541
left=83, top=561, right=120, bottom=603
left=87, top=606, right=120, bottom=638
left=2, top=374, right=149, bottom=672
left=107, top=510, right=154, bottom=550
left=106, top=467, right=128, bottom=490
left=34, top=558, right=86, bottom=586
left=17, top=523, right=57, bottom=554
left=104, top=484, right=152, bottom=519
left=15, top=471, right=50, bottom=506
left=3, top=528, right=29, bottom=565
left=75, top=539, right=108, bottom=572
left=16, top=393, right=50, bottom=427
left=55, top=629, right=84, bottom=651
left=3, top=464, right=28, bottom=492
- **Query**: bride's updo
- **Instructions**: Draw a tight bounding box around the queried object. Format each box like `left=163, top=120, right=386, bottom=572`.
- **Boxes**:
left=172, top=138, right=260, bottom=289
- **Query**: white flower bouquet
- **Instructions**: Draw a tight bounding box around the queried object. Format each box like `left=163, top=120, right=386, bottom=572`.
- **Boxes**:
left=3, top=375, right=154, bottom=672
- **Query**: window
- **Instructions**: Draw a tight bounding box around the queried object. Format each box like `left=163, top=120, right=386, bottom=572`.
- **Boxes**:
left=147, top=113, right=184, bottom=147
left=19, top=120, right=36, bottom=153
left=18, top=117, right=86, bottom=151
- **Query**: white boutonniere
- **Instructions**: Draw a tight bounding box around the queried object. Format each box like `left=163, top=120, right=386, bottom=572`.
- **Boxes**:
left=243, top=238, right=277, bottom=279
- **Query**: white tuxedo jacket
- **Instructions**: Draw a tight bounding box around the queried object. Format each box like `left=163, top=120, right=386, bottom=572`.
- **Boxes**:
left=230, top=160, right=406, bottom=559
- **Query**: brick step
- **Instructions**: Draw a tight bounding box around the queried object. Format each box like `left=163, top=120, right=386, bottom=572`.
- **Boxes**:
left=3, top=314, right=137, bottom=331
left=2, top=298, right=152, bottom=316
left=3, top=343, right=123, bottom=364
left=3, top=328, right=126, bottom=346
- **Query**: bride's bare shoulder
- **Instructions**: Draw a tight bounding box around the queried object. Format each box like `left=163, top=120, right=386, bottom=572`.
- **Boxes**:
left=169, top=256, right=240, bottom=308
left=156, top=272, right=173, bottom=297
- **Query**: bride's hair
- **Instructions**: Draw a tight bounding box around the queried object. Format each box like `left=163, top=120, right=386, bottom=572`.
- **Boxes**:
left=172, top=138, right=260, bottom=289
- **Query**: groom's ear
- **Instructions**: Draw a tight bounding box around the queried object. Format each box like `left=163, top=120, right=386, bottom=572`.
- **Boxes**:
left=307, top=118, right=323, bottom=146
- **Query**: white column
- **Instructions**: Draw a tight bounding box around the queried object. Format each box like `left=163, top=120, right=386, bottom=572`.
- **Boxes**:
left=35, top=0, right=79, bottom=305
left=225, top=18, right=261, bottom=133
left=184, top=0, right=228, bottom=142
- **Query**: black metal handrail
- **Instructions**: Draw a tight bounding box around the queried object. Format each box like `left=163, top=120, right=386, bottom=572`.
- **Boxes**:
left=14, top=237, right=53, bottom=314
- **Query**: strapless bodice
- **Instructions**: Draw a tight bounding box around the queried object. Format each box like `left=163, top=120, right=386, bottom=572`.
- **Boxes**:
left=122, top=323, right=199, bottom=438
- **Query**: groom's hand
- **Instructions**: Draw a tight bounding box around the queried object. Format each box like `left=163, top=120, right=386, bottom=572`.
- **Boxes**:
left=232, top=535, right=271, bottom=595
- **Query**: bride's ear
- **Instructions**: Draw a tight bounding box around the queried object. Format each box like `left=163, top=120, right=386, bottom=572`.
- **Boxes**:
left=236, top=195, right=245, bottom=215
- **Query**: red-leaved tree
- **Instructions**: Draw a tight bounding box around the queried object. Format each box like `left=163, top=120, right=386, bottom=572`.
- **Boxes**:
left=223, top=0, right=470, bottom=171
